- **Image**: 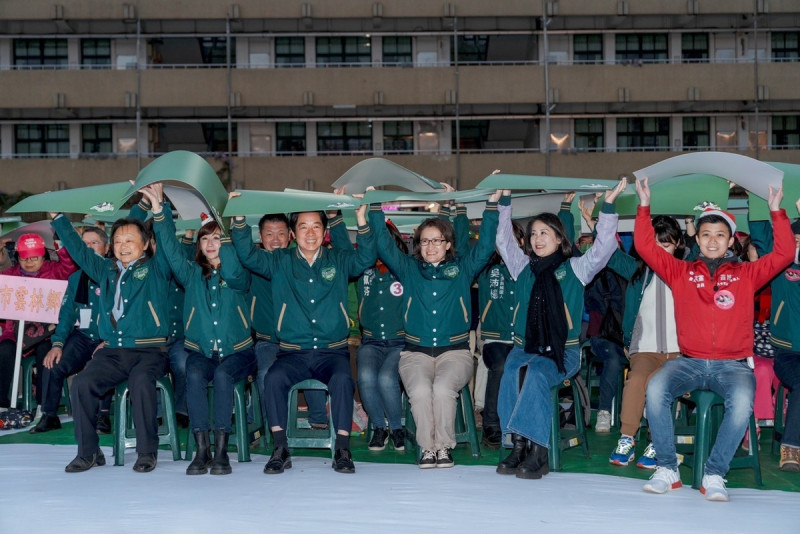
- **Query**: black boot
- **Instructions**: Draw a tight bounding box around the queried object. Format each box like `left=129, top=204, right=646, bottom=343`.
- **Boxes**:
left=516, top=442, right=550, bottom=480
left=210, top=430, right=232, bottom=475
left=186, top=430, right=212, bottom=475
left=496, top=434, right=528, bottom=475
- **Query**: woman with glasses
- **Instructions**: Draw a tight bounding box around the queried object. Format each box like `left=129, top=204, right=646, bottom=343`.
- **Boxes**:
left=368, top=190, right=501, bottom=468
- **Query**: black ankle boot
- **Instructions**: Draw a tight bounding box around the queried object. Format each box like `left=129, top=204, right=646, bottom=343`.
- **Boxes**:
left=186, top=430, right=212, bottom=475
left=516, top=442, right=550, bottom=479
left=496, top=434, right=529, bottom=475
left=210, top=430, right=232, bottom=475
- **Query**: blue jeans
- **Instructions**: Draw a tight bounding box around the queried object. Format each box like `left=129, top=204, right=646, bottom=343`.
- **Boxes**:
left=774, top=348, right=800, bottom=448
left=168, top=338, right=189, bottom=415
left=357, top=338, right=403, bottom=431
left=497, top=346, right=580, bottom=448
left=186, top=349, right=257, bottom=433
left=588, top=337, right=627, bottom=412
left=255, top=340, right=328, bottom=425
left=645, top=356, right=755, bottom=476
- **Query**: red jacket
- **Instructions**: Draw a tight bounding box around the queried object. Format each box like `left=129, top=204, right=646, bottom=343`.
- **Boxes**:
left=634, top=206, right=794, bottom=360
left=0, top=246, right=77, bottom=344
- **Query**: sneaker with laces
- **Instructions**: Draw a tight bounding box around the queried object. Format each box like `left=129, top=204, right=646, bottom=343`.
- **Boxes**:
left=419, top=449, right=437, bottom=469
left=779, top=445, right=800, bottom=472
left=595, top=410, right=611, bottom=433
left=700, top=474, right=729, bottom=501
left=636, top=442, right=658, bottom=470
left=435, top=448, right=454, bottom=468
left=642, top=466, right=682, bottom=494
left=368, top=427, right=389, bottom=451
left=609, top=435, right=636, bottom=466
left=389, top=428, right=405, bottom=451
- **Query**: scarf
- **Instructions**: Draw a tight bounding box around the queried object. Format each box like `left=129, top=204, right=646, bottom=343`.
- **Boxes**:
left=524, top=251, right=568, bottom=373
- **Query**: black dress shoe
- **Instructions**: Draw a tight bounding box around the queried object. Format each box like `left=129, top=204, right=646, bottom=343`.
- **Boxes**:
left=264, top=446, right=292, bottom=474
left=29, top=414, right=62, bottom=434
left=65, top=450, right=106, bottom=473
left=132, top=452, right=158, bottom=473
left=96, top=415, right=112, bottom=435
left=481, top=427, right=502, bottom=450
left=332, top=448, right=355, bottom=474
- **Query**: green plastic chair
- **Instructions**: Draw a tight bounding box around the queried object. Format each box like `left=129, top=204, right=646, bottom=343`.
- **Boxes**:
left=673, top=390, right=762, bottom=489
left=21, top=355, right=70, bottom=413
left=184, top=376, right=267, bottom=463
left=112, top=375, right=181, bottom=466
left=403, top=384, right=481, bottom=462
left=772, top=384, right=788, bottom=455
left=286, top=379, right=336, bottom=458
left=548, top=376, right=591, bottom=471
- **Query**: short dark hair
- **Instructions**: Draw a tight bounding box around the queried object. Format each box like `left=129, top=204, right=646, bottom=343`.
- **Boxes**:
left=289, top=211, right=328, bottom=233
left=110, top=217, right=152, bottom=260
left=258, top=213, right=290, bottom=233
left=697, top=214, right=733, bottom=238
left=412, top=218, right=456, bottom=262
left=386, top=221, right=408, bottom=255
left=524, top=213, right=573, bottom=257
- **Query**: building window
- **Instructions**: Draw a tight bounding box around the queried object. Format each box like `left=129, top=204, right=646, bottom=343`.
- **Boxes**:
left=453, top=36, right=489, bottom=64
left=15, top=124, right=69, bottom=157
left=682, top=117, right=710, bottom=150
left=573, top=35, right=603, bottom=64
left=275, top=37, right=305, bottom=66
left=201, top=123, right=237, bottom=153
left=276, top=123, right=306, bottom=154
left=453, top=120, right=489, bottom=150
left=574, top=119, right=604, bottom=151
left=81, top=39, right=111, bottom=68
left=616, top=118, right=670, bottom=151
left=682, top=33, right=709, bottom=62
left=772, top=32, right=800, bottom=62
left=200, top=37, right=234, bottom=65
left=772, top=116, right=800, bottom=149
left=316, top=37, right=371, bottom=66
left=13, top=39, right=68, bottom=68
left=382, top=37, right=412, bottom=65
left=82, top=124, right=113, bottom=154
left=383, top=121, right=414, bottom=153
left=615, top=34, right=668, bottom=63
left=317, top=122, right=372, bottom=153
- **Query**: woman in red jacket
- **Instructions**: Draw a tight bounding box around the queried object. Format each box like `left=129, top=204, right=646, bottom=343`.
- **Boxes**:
left=0, top=233, right=76, bottom=409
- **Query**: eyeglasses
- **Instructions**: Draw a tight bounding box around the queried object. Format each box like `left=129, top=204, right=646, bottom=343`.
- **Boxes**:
left=19, top=256, right=43, bottom=263
left=420, top=238, right=447, bottom=247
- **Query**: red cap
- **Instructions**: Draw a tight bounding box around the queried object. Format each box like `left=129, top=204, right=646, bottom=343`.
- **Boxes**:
left=16, top=233, right=45, bottom=259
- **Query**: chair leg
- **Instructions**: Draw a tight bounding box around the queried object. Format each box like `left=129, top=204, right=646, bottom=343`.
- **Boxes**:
left=549, top=387, right=560, bottom=472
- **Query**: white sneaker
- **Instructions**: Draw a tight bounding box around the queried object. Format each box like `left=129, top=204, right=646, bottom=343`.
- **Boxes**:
left=642, top=466, right=682, bottom=494
left=700, top=474, right=729, bottom=502
left=595, top=410, right=611, bottom=433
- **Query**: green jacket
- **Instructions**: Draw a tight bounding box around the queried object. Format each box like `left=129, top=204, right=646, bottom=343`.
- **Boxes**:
left=328, top=213, right=404, bottom=341
left=750, top=219, right=800, bottom=351
left=477, top=262, right=516, bottom=342
left=368, top=202, right=499, bottom=348
left=51, top=269, right=102, bottom=349
left=231, top=218, right=376, bottom=351
left=51, top=211, right=173, bottom=348
left=154, top=212, right=253, bottom=358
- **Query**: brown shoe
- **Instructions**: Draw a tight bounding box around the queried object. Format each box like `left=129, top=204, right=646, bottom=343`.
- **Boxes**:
left=779, top=444, right=800, bottom=472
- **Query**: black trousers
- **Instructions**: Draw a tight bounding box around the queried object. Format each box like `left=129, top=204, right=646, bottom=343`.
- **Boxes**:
left=481, top=342, right=513, bottom=431
left=71, top=346, right=167, bottom=457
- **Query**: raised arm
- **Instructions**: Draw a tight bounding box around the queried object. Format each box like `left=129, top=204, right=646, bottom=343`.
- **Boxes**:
left=328, top=213, right=354, bottom=252
left=633, top=177, right=685, bottom=283
left=747, top=186, right=796, bottom=288
left=218, top=235, right=251, bottom=291
left=452, top=205, right=472, bottom=258
left=495, top=192, right=529, bottom=280
left=570, top=178, right=626, bottom=285
left=559, top=193, right=576, bottom=243
left=368, top=204, right=412, bottom=281
left=51, top=216, right=107, bottom=283
left=230, top=217, right=278, bottom=279
left=463, top=197, right=500, bottom=280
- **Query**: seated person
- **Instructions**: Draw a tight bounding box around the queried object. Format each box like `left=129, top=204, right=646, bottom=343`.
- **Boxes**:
left=231, top=200, right=375, bottom=474
left=0, top=233, right=76, bottom=409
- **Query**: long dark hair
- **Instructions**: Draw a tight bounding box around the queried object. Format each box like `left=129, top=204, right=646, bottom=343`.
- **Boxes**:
left=631, top=215, right=685, bottom=282
left=195, top=221, right=222, bottom=278
left=412, top=218, right=456, bottom=262
left=523, top=213, right=573, bottom=258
